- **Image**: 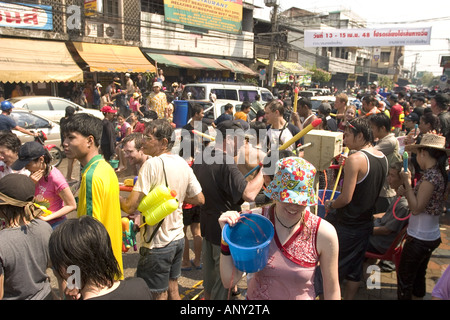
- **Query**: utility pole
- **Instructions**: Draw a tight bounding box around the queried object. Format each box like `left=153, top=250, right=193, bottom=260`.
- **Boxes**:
left=411, top=53, right=420, bottom=82
left=393, top=46, right=403, bottom=84
left=265, top=0, right=279, bottom=90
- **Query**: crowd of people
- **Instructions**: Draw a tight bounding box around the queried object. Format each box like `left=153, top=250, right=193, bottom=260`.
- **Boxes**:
left=0, top=71, right=450, bottom=301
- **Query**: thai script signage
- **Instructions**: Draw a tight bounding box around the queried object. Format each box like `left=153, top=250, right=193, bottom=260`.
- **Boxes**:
left=305, top=27, right=431, bottom=47
left=164, top=0, right=242, bottom=34
left=0, top=2, right=52, bottom=30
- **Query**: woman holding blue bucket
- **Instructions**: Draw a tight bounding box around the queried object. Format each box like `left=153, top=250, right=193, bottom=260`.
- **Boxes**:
left=219, top=157, right=340, bottom=300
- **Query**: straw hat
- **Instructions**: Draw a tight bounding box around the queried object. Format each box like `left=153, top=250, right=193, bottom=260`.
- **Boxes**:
left=405, top=133, right=450, bottom=155
left=264, top=157, right=317, bottom=206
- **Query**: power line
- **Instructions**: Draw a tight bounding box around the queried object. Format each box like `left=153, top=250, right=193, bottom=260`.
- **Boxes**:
left=366, top=16, right=450, bottom=25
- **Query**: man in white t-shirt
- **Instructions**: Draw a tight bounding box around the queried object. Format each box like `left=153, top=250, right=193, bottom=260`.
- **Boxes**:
left=120, top=119, right=204, bottom=300
left=264, top=99, right=301, bottom=153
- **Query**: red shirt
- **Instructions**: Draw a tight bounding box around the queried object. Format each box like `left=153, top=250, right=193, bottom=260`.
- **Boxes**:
left=390, top=103, right=404, bottom=128
left=133, top=122, right=145, bottom=133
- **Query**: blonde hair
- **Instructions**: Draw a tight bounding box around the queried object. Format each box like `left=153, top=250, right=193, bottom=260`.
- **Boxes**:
left=345, top=105, right=356, bottom=113
left=336, top=93, right=348, bottom=105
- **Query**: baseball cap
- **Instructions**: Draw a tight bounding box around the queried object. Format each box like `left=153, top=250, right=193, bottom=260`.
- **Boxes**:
left=125, top=73, right=131, bottom=77
left=318, top=102, right=332, bottom=114
left=153, top=82, right=162, bottom=88
left=0, top=173, right=35, bottom=204
left=101, top=105, right=117, bottom=114
left=11, top=141, right=47, bottom=171
left=404, top=112, right=419, bottom=123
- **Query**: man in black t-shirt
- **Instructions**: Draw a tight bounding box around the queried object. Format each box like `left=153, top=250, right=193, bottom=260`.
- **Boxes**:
left=181, top=103, right=210, bottom=158
left=430, top=93, right=450, bottom=147
left=192, top=120, right=264, bottom=300
left=316, top=117, right=387, bottom=300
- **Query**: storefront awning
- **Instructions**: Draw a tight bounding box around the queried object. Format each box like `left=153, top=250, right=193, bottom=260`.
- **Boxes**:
left=147, top=53, right=256, bottom=75
left=257, top=59, right=308, bottom=75
left=146, top=53, right=227, bottom=71
left=0, top=38, right=83, bottom=83
left=72, top=42, right=156, bottom=73
left=215, top=59, right=257, bottom=76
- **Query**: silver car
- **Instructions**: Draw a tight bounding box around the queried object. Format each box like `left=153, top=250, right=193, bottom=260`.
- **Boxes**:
left=7, top=96, right=104, bottom=123
left=11, top=109, right=64, bottom=166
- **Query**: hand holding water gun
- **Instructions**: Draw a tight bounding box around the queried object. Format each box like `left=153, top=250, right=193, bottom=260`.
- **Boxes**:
left=34, top=203, right=52, bottom=217
left=293, top=87, right=299, bottom=113
left=330, top=147, right=349, bottom=201
left=403, top=151, right=408, bottom=172
left=122, top=217, right=138, bottom=252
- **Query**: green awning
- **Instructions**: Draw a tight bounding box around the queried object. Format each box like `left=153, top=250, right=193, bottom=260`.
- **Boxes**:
left=146, top=53, right=227, bottom=70
left=257, top=59, right=308, bottom=75
left=147, top=53, right=256, bottom=75
left=215, top=59, right=257, bottom=75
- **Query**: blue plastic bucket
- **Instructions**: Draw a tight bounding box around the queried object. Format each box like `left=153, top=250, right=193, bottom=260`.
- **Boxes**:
left=222, top=213, right=274, bottom=273
left=317, top=189, right=340, bottom=218
left=173, top=100, right=189, bottom=128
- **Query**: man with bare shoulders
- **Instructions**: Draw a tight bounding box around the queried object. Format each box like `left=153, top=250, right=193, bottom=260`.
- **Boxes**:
left=316, top=117, right=388, bottom=300
left=291, top=97, right=317, bottom=130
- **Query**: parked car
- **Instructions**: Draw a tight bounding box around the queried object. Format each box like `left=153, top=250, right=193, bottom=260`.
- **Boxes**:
left=298, top=90, right=317, bottom=99
left=11, top=109, right=61, bottom=146
left=181, top=83, right=273, bottom=105
left=203, top=99, right=245, bottom=125
left=7, top=96, right=104, bottom=123
left=309, top=88, right=332, bottom=96
left=173, top=99, right=256, bottom=128
left=310, top=96, right=336, bottom=110
left=10, top=109, right=64, bottom=166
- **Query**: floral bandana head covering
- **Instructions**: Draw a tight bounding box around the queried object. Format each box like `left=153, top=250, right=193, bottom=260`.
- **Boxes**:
left=264, top=157, right=317, bottom=206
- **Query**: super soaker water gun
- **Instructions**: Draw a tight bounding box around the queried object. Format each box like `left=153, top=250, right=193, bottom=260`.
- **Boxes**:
left=403, top=151, right=408, bottom=172
left=34, top=203, right=52, bottom=217
left=138, top=185, right=179, bottom=228
left=122, top=217, right=137, bottom=252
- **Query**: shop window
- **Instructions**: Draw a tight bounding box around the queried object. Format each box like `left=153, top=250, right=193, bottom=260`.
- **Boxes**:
left=141, top=0, right=164, bottom=15
left=381, top=52, right=391, bottom=63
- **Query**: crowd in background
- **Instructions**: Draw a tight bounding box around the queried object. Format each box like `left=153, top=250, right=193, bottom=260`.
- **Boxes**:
left=1, top=68, right=450, bottom=301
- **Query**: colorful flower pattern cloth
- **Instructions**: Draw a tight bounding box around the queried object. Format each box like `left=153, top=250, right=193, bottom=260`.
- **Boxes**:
left=264, top=157, right=317, bottom=206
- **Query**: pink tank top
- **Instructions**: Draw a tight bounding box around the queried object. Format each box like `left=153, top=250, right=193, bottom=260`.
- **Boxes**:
left=247, top=205, right=321, bottom=300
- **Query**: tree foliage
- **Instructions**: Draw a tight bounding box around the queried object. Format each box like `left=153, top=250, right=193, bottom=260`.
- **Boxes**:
left=378, top=76, right=394, bottom=90
left=309, top=65, right=331, bottom=83
left=416, top=71, right=440, bottom=87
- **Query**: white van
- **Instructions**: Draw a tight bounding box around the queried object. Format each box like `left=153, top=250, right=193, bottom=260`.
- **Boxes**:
left=181, top=83, right=274, bottom=105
